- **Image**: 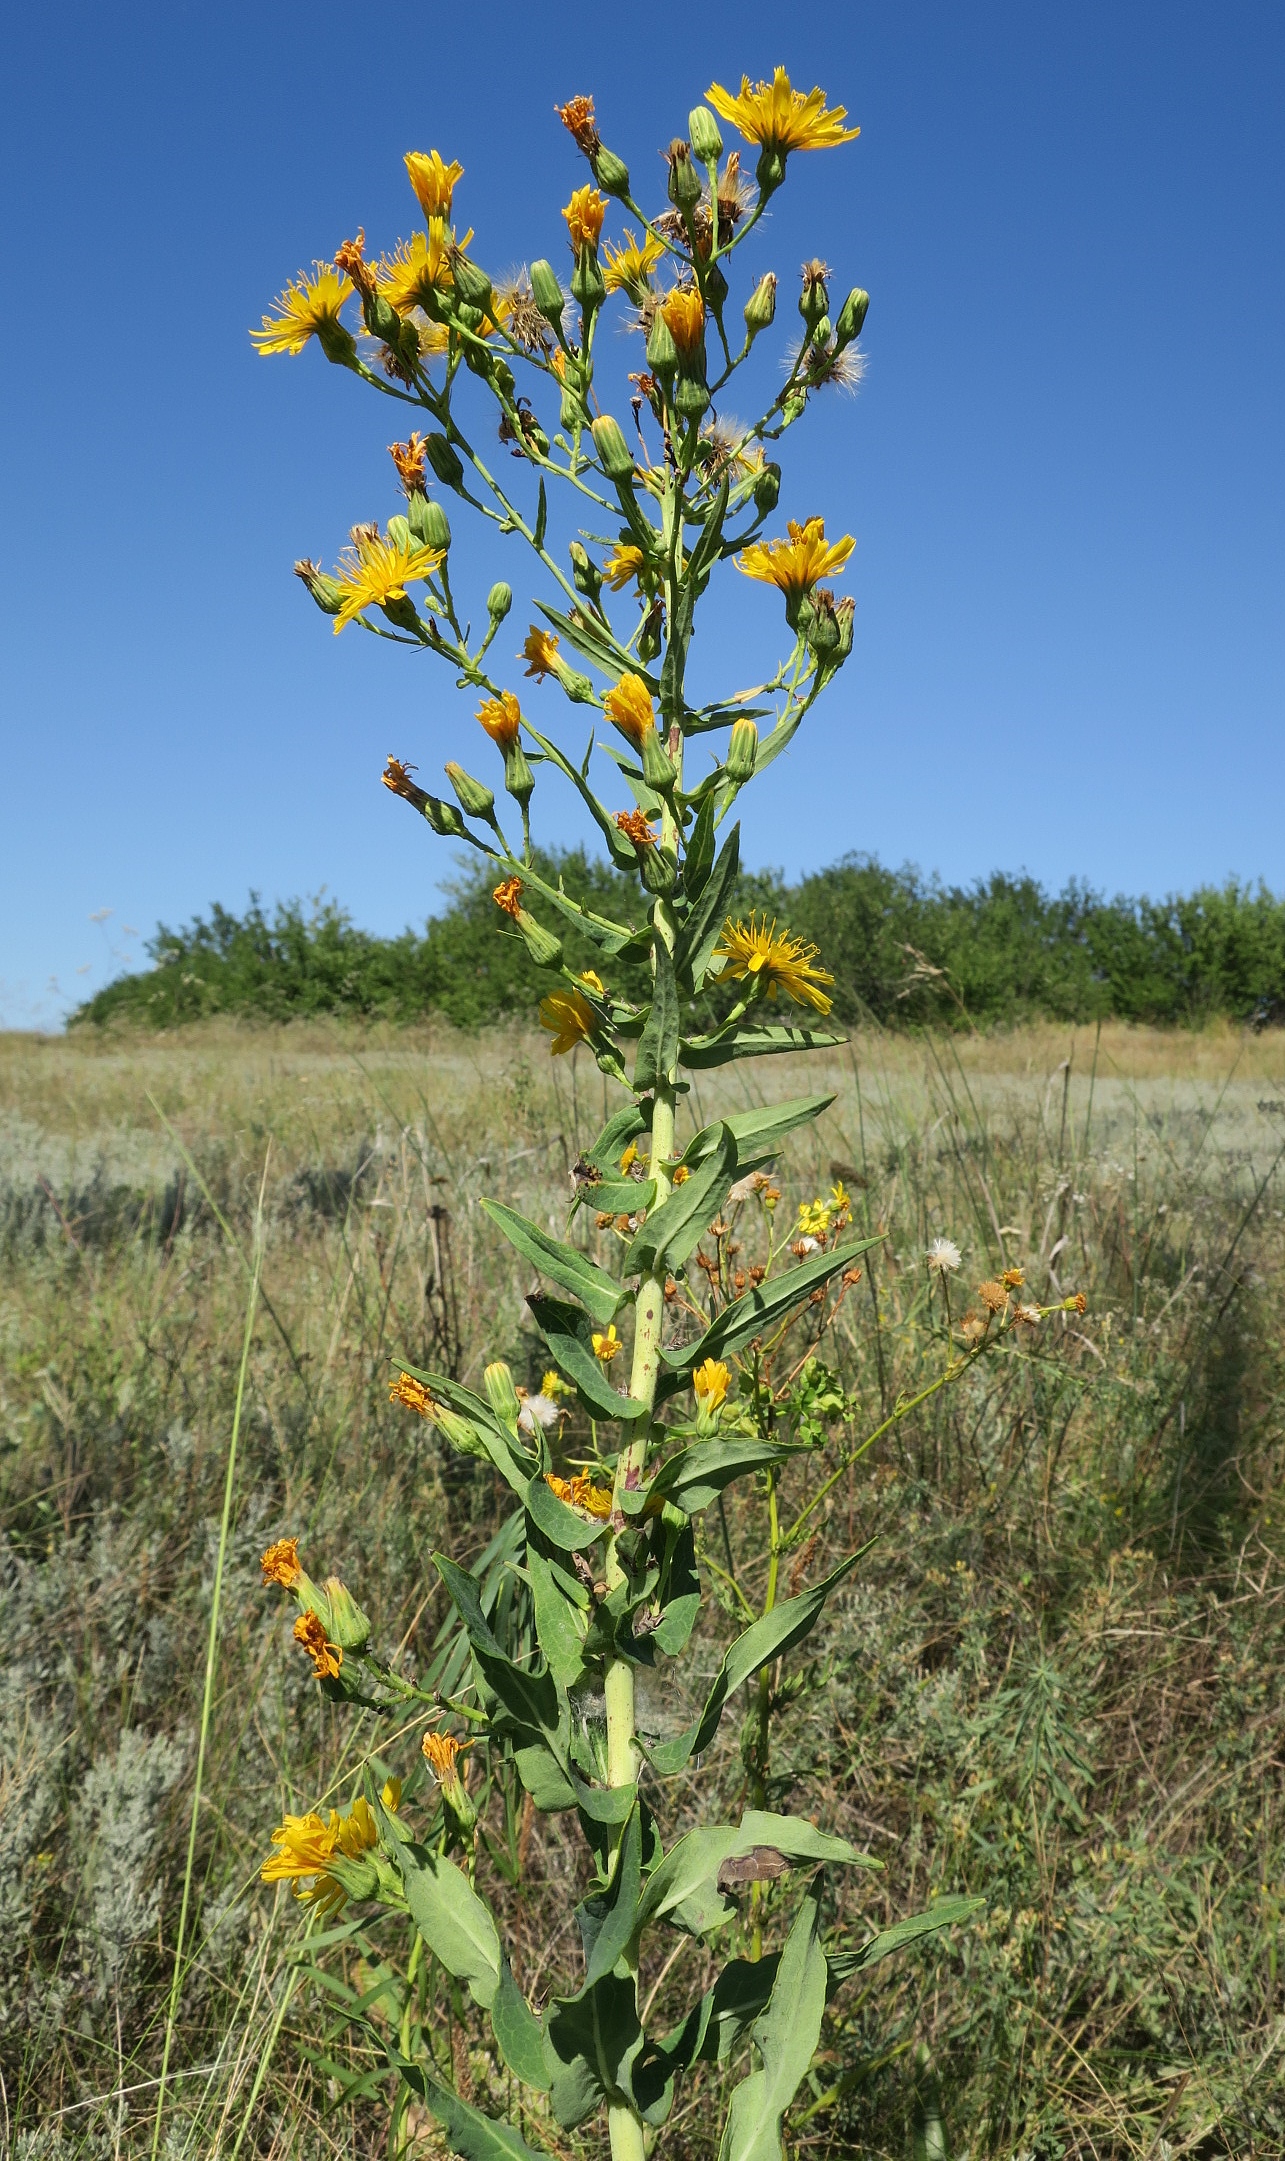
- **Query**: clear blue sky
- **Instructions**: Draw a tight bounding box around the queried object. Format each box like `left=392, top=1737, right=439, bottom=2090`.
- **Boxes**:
left=3, top=2, right=1282, bottom=1026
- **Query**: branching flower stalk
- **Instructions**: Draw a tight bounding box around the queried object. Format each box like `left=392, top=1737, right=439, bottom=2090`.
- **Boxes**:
left=252, top=71, right=1086, bottom=2161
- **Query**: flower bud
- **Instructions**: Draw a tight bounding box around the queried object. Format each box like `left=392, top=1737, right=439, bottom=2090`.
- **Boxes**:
left=321, top=1576, right=371, bottom=1651
left=744, top=272, right=777, bottom=339
left=423, top=793, right=469, bottom=837
left=529, top=258, right=566, bottom=325
left=515, top=912, right=563, bottom=969
left=569, top=540, right=602, bottom=603
left=835, top=595, right=855, bottom=659
left=571, top=245, right=606, bottom=312
left=755, top=145, right=787, bottom=199
left=435, top=1403, right=488, bottom=1456
left=667, top=140, right=702, bottom=212
left=805, top=589, right=841, bottom=661
left=560, top=384, right=587, bottom=434
left=424, top=434, right=465, bottom=490
left=484, top=1361, right=522, bottom=1430
left=487, top=581, right=512, bottom=621
left=703, top=262, right=729, bottom=317
left=409, top=494, right=451, bottom=551
left=450, top=254, right=493, bottom=313
left=673, top=374, right=710, bottom=423
left=503, top=742, right=535, bottom=807
left=688, top=106, right=723, bottom=164
left=592, top=414, right=635, bottom=481
left=445, top=762, right=495, bottom=820
left=363, top=290, right=418, bottom=368
left=799, top=262, right=830, bottom=334
left=590, top=144, right=630, bottom=199
left=380, top=592, right=424, bottom=633
left=645, top=310, right=679, bottom=380
left=834, top=287, right=869, bottom=350
left=752, top=462, right=781, bottom=515
left=812, top=317, right=832, bottom=350
left=725, top=718, right=759, bottom=785
left=640, top=838, right=678, bottom=895
left=640, top=727, right=677, bottom=793
left=294, top=561, right=345, bottom=617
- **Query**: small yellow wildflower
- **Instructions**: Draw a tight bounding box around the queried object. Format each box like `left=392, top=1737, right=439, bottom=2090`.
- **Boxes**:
left=541, top=1369, right=570, bottom=1399
left=736, top=519, right=855, bottom=609
left=329, top=526, right=444, bottom=634
left=659, top=287, right=705, bottom=361
left=522, top=627, right=561, bottom=679
left=692, top=1358, right=731, bottom=1412
left=477, top=689, right=523, bottom=749
left=592, top=1325, right=622, bottom=1365
left=672, top=1165, right=690, bottom=1185
left=603, top=542, right=647, bottom=591
left=250, top=266, right=353, bottom=357
left=830, top=1181, right=851, bottom=1213
left=602, top=228, right=664, bottom=301
left=619, top=1140, right=647, bottom=1174
left=376, top=224, right=457, bottom=315
left=260, top=1537, right=301, bottom=1589
left=538, top=989, right=596, bottom=1055
left=261, top=1796, right=378, bottom=1912
left=404, top=150, right=464, bottom=221
left=797, top=1199, right=833, bottom=1239
left=603, top=671, right=656, bottom=748
left=562, top=185, right=606, bottom=251
left=713, top=915, right=835, bottom=1015
left=293, top=1610, right=343, bottom=1680
left=390, top=1371, right=435, bottom=1417
left=705, top=68, right=861, bottom=157
left=545, top=1471, right=614, bottom=1519
left=579, top=970, right=605, bottom=997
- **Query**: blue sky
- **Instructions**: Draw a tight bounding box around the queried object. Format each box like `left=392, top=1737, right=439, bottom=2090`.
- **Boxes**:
left=2, top=1, right=1282, bottom=1026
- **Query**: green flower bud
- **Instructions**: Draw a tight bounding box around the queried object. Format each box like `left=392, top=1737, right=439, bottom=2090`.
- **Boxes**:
left=380, top=592, right=424, bottom=633
left=688, top=106, right=723, bottom=164
left=424, top=434, right=465, bottom=490
left=569, top=540, right=602, bottom=603
left=445, top=762, right=495, bottom=820
left=755, top=145, right=787, bottom=199
left=835, top=596, right=855, bottom=659
left=487, top=581, right=513, bottom=621
left=667, top=140, right=702, bottom=212
left=753, top=462, right=782, bottom=515
left=646, top=309, right=679, bottom=379
left=321, top=1577, right=371, bottom=1651
left=362, top=291, right=404, bottom=348
left=451, top=254, right=493, bottom=314
left=805, top=589, right=841, bottom=661
left=703, top=262, right=729, bottom=317
left=529, top=258, right=566, bottom=324
left=489, top=355, right=517, bottom=401
left=640, top=727, right=677, bottom=793
left=515, top=912, right=563, bottom=969
left=385, top=514, right=412, bottom=551
left=673, top=373, right=710, bottom=423
left=409, top=494, right=451, bottom=550
left=834, top=287, right=870, bottom=350
left=484, top=1361, right=522, bottom=1430
left=590, top=144, right=630, bottom=199
left=423, top=793, right=468, bottom=837
left=294, top=561, right=345, bottom=616
left=560, top=384, right=587, bottom=434
left=317, top=320, right=358, bottom=367
left=571, top=244, right=606, bottom=311
left=811, top=317, right=832, bottom=351
left=435, top=1404, right=488, bottom=1457
left=799, top=263, right=830, bottom=333
left=591, top=414, right=635, bottom=481
left=503, top=742, right=535, bottom=806
left=744, top=272, right=777, bottom=338
left=725, top=718, right=759, bottom=785
left=640, top=838, right=678, bottom=895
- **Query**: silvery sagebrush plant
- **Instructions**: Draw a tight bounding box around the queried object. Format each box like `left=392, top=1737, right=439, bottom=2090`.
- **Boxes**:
left=252, top=68, right=1086, bottom=2160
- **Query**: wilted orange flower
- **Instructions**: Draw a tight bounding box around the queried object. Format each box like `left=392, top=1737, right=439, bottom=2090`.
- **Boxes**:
left=333, top=230, right=377, bottom=302
left=261, top=1537, right=301, bottom=1589
left=404, top=150, right=464, bottom=220
left=556, top=95, right=601, bottom=156
left=493, top=876, right=523, bottom=918
left=389, top=433, right=428, bottom=492
left=562, top=186, right=606, bottom=251
left=423, top=1729, right=474, bottom=1781
left=382, top=757, right=427, bottom=809
left=615, top=809, right=657, bottom=848
left=390, top=1371, right=435, bottom=1417
left=293, top=1610, right=342, bottom=1680
left=476, top=690, right=522, bottom=749
left=522, top=627, right=561, bottom=679
left=603, top=671, right=656, bottom=747
left=977, top=1280, right=1008, bottom=1315
left=546, top=1471, right=614, bottom=1519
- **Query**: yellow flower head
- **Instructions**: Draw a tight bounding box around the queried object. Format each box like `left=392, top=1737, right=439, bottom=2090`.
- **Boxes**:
left=546, top=1471, right=614, bottom=1519
left=522, top=627, right=561, bottom=680
left=260, top=1537, right=301, bottom=1589
left=261, top=1800, right=377, bottom=1911
left=619, top=1139, right=647, bottom=1174
left=591, top=1324, right=622, bottom=1365
left=477, top=689, right=522, bottom=750
left=831, top=1181, right=851, bottom=1213
left=540, top=1368, right=570, bottom=1399
left=705, top=68, right=860, bottom=157
left=797, top=1198, right=833, bottom=1239
left=251, top=266, right=353, bottom=357
left=539, top=988, right=596, bottom=1055
left=659, top=286, right=705, bottom=360
left=736, top=519, right=855, bottom=607
left=692, top=1358, right=731, bottom=1412
left=329, top=526, right=444, bottom=634
left=293, top=1610, right=343, bottom=1680
left=390, top=1371, right=435, bottom=1417
left=422, top=1729, right=473, bottom=1783
left=563, top=185, right=606, bottom=252
left=376, top=224, right=458, bottom=316
left=603, top=671, right=656, bottom=748
left=405, top=150, right=464, bottom=221
left=579, top=969, right=605, bottom=996
left=603, top=542, right=647, bottom=591
left=603, top=228, right=664, bottom=302
left=714, top=915, right=835, bottom=1016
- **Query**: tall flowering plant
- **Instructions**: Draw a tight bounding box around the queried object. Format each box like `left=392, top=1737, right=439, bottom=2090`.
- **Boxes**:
left=254, top=70, right=1082, bottom=2160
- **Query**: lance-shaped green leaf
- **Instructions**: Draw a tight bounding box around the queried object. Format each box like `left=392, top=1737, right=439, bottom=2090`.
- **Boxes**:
left=675, top=824, right=740, bottom=990
left=378, top=1803, right=502, bottom=2010
left=535, top=596, right=643, bottom=682
left=585, top=1101, right=649, bottom=1172
left=481, top=1199, right=624, bottom=1325
left=657, top=1235, right=885, bottom=1397
left=679, top=1024, right=844, bottom=1070
left=681, top=701, right=771, bottom=736
left=517, top=726, right=638, bottom=872
left=525, top=1472, right=612, bottom=1553
left=644, top=1549, right=870, bottom=1775
left=393, top=1363, right=537, bottom=1493
left=434, top=1551, right=571, bottom=1776
left=682, top=793, right=716, bottom=899
left=826, top=1895, right=984, bottom=1987
left=633, top=938, right=679, bottom=1094
left=383, top=2043, right=545, bottom=2160
left=491, top=1960, right=550, bottom=2092
left=634, top=1952, right=782, bottom=2121
left=524, top=1547, right=589, bottom=1690
left=680, top=1094, right=837, bottom=1172
left=638, top=1808, right=869, bottom=1940
left=526, top=1295, right=649, bottom=1421
left=622, top=1124, right=735, bottom=1277
left=574, top=1175, right=656, bottom=1217
left=575, top=1803, right=643, bottom=1990
left=620, top=1437, right=800, bottom=1520
left=717, top=1889, right=828, bottom=2161
left=651, top=1518, right=700, bottom=1655
left=543, top=1971, right=645, bottom=2129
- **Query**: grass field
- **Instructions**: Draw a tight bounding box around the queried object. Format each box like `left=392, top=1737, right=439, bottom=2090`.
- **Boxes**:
left=4, top=1018, right=1284, bottom=2159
